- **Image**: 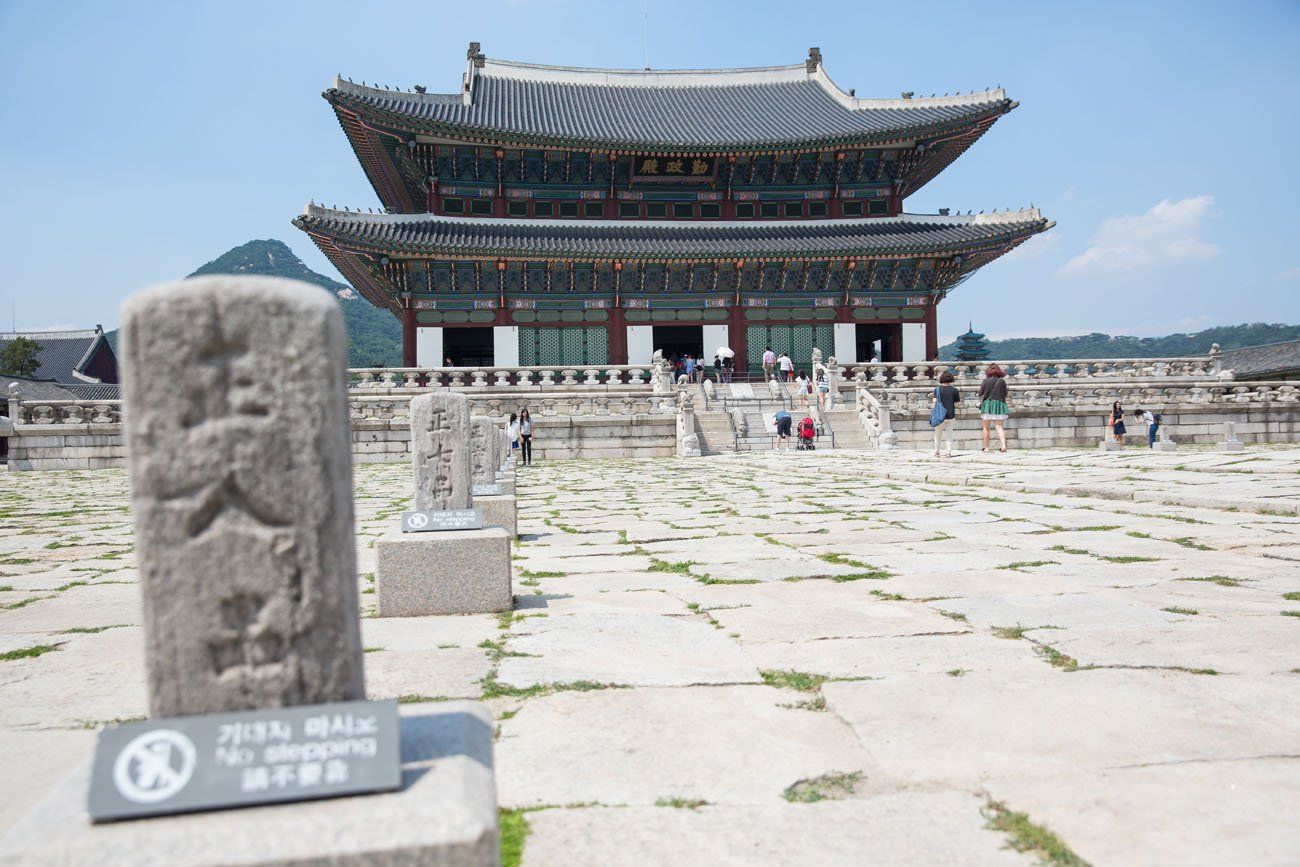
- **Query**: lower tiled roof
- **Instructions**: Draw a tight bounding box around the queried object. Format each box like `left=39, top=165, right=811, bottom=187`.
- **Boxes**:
left=293, top=206, right=1053, bottom=261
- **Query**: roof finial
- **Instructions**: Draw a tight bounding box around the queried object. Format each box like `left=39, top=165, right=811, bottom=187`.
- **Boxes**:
left=468, top=41, right=485, bottom=67
left=806, top=47, right=822, bottom=72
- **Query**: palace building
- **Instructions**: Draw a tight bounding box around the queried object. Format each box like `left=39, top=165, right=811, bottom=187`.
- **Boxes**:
left=294, top=44, right=1051, bottom=371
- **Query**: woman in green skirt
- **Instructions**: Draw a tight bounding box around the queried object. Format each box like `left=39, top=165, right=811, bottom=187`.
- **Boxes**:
left=978, top=363, right=1011, bottom=452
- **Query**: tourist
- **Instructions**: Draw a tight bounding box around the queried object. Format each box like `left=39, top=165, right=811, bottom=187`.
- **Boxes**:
left=815, top=368, right=831, bottom=409
left=774, top=410, right=793, bottom=448
left=683, top=354, right=696, bottom=383
left=1109, top=401, right=1127, bottom=445
left=762, top=346, right=776, bottom=381
left=795, top=371, right=811, bottom=409
left=713, top=353, right=723, bottom=382
left=1137, top=407, right=1160, bottom=447
left=444, top=355, right=454, bottom=367
left=721, top=353, right=733, bottom=383
left=779, top=352, right=794, bottom=381
left=508, top=412, right=520, bottom=454
left=978, top=363, right=1010, bottom=453
left=932, top=371, right=961, bottom=458
left=518, top=408, right=534, bottom=465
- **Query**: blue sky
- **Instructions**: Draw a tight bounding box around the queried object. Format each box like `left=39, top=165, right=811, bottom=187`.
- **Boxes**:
left=1, top=0, right=1297, bottom=343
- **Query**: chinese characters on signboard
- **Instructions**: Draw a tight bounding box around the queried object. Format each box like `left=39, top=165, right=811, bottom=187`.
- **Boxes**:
left=632, top=156, right=716, bottom=183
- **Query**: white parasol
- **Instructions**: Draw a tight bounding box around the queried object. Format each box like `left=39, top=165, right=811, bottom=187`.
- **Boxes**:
left=715, top=347, right=735, bottom=359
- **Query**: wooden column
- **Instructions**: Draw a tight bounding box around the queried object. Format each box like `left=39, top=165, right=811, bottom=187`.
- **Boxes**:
left=607, top=306, right=628, bottom=365
left=401, top=305, right=417, bottom=367
left=925, top=301, right=939, bottom=362
left=727, top=303, right=748, bottom=375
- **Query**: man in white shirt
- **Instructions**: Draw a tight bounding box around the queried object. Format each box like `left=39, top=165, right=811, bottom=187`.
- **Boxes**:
left=778, top=352, right=794, bottom=381
left=761, top=347, right=776, bottom=381
left=1137, top=409, right=1160, bottom=448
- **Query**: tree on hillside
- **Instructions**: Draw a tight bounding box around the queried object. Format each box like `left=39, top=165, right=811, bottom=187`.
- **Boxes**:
left=0, top=337, right=42, bottom=378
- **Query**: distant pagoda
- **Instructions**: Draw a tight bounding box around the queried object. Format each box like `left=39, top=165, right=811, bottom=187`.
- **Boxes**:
left=295, top=44, right=1052, bottom=370
left=954, top=323, right=991, bottom=361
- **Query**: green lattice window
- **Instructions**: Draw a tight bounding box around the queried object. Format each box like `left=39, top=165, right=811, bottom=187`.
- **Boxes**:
left=518, top=327, right=609, bottom=366
left=746, top=324, right=835, bottom=372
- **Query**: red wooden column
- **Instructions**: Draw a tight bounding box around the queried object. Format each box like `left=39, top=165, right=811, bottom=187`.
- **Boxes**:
left=401, top=305, right=417, bottom=367
left=608, top=261, right=628, bottom=364
left=493, top=149, right=507, bottom=217
left=727, top=303, right=748, bottom=375
left=924, top=301, right=939, bottom=362
left=607, top=306, right=628, bottom=365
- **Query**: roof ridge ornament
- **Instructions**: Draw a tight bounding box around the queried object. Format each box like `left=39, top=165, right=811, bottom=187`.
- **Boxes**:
left=806, top=47, right=822, bottom=73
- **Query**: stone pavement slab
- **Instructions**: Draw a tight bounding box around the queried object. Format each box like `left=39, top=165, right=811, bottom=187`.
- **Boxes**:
left=522, top=795, right=1032, bottom=867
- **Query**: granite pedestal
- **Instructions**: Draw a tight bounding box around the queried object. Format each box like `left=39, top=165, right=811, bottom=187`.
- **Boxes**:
left=0, top=703, right=499, bottom=866
left=375, top=528, right=513, bottom=617
left=1152, top=440, right=1179, bottom=452
left=1098, top=439, right=1124, bottom=451
left=479, top=494, right=518, bottom=538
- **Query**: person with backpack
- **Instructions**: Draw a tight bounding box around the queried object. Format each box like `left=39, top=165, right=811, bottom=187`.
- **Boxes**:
left=1136, top=408, right=1160, bottom=448
left=508, top=412, right=520, bottom=454
left=931, top=371, right=961, bottom=458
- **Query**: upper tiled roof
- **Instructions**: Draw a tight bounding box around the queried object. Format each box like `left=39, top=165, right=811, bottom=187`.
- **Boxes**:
left=0, top=329, right=114, bottom=385
left=1219, top=340, right=1300, bottom=380
left=328, top=48, right=1013, bottom=151
left=294, top=205, right=1052, bottom=260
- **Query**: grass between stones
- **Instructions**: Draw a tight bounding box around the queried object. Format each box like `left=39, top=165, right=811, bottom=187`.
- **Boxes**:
left=0, top=644, right=61, bottom=662
left=1176, top=575, right=1244, bottom=587
left=499, top=808, right=532, bottom=867
left=983, top=797, right=1090, bottom=866
left=991, top=625, right=1060, bottom=641
left=1162, top=606, right=1199, bottom=616
left=1048, top=545, right=1160, bottom=564
left=760, top=669, right=828, bottom=692
left=654, top=796, right=709, bottom=809
left=997, top=561, right=1059, bottom=571
left=781, top=771, right=864, bottom=803
left=57, top=624, right=130, bottom=634
left=2, top=595, right=53, bottom=610
left=647, top=557, right=696, bottom=574
left=1283, top=592, right=1300, bottom=601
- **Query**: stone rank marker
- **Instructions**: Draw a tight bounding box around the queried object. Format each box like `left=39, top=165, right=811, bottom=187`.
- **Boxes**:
left=472, top=417, right=518, bottom=538
left=120, top=276, right=363, bottom=717
left=411, top=392, right=473, bottom=512
left=375, top=402, right=513, bottom=617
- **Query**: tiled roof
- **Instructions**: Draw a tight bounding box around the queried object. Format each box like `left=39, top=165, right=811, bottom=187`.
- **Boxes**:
left=328, top=52, right=1012, bottom=151
left=0, top=329, right=110, bottom=384
left=1219, top=340, right=1300, bottom=379
left=0, top=375, right=79, bottom=402
left=294, top=206, right=1053, bottom=261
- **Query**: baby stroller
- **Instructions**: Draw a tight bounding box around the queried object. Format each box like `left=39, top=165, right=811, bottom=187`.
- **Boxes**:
left=796, top=416, right=817, bottom=450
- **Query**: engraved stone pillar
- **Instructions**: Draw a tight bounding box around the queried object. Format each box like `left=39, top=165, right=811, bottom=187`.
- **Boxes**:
left=120, top=276, right=363, bottom=717
left=470, top=417, right=496, bottom=488
left=411, top=392, right=473, bottom=511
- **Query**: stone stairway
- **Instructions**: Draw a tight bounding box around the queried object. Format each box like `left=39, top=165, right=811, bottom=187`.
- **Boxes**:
left=820, top=408, right=874, bottom=450
left=693, top=411, right=735, bottom=455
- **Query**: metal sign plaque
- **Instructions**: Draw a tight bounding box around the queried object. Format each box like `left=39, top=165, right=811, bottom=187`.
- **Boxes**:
left=471, top=484, right=502, bottom=497
left=401, top=508, right=483, bottom=533
left=88, top=699, right=401, bottom=822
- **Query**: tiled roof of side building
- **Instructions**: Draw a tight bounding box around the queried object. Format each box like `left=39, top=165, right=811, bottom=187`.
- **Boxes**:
left=294, top=205, right=1053, bottom=260
left=328, top=47, right=1014, bottom=151
left=1219, top=339, right=1300, bottom=379
left=0, top=329, right=114, bottom=385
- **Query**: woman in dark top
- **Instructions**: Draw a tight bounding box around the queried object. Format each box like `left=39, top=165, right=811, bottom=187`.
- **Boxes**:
left=977, top=363, right=1011, bottom=453
left=1109, top=401, right=1126, bottom=444
left=933, top=371, right=961, bottom=458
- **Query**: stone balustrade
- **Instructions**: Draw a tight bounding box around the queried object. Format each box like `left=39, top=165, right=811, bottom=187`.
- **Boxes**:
left=348, top=392, right=673, bottom=422
left=877, top=381, right=1298, bottom=414
left=5, top=399, right=123, bottom=426
left=347, top=365, right=654, bottom=391
left=848, top=355, right=1224, bottom=388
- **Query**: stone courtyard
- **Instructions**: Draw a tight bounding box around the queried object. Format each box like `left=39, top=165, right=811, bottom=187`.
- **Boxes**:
left=3, top=446, right=1299, bottom=865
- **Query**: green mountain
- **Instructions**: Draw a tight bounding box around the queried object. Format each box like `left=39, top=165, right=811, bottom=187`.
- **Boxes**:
left=186, top=239, right=402, bottom=367
left=937, top=323, right=1300, bottom=361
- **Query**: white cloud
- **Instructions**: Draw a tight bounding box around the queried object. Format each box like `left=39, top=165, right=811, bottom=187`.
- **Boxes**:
left=1277, top=267, right=1300, bottom=281
left=1057, top=195, right=1220, bottom=277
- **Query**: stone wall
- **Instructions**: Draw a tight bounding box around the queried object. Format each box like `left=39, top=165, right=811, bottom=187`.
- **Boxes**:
left=883, top=403, right=1300, bottom=450
left=5, top=413, right=677, bottom=470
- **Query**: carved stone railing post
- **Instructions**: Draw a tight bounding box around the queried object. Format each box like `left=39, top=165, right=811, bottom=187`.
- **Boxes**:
left=6, top=383, right=20, bottom=426
left=676, top=389, right=701, bottom=457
